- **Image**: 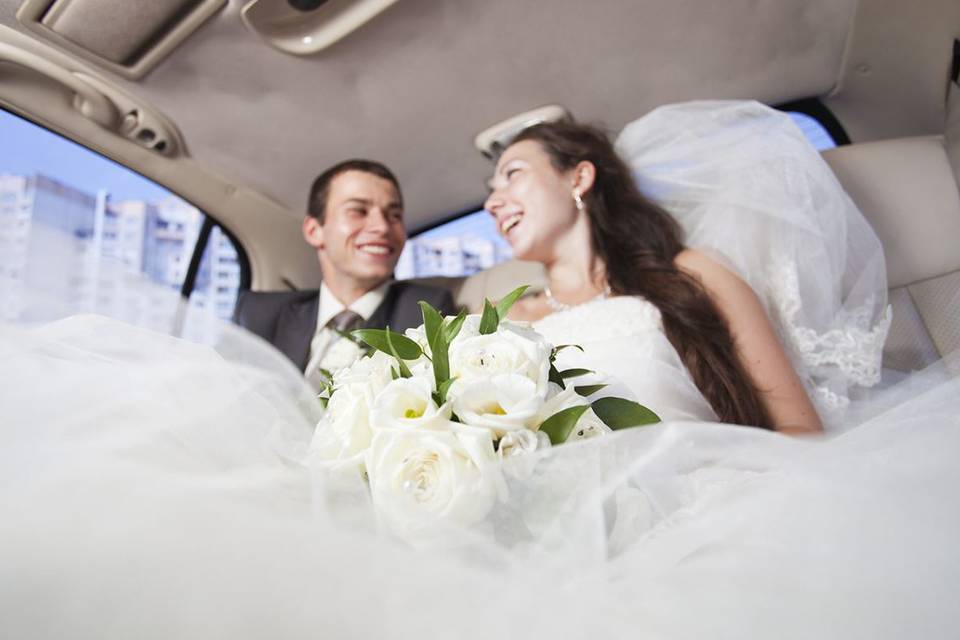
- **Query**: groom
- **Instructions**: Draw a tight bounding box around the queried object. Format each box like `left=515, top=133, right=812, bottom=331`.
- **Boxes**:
left=233, top=159, right=456, bottom=383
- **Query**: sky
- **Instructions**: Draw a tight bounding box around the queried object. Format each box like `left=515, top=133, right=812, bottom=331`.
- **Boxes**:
left=0, top=108, right=176, bottom=203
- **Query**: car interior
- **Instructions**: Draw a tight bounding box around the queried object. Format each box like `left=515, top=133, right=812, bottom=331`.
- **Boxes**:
left=1, top=0, right=958, bottom=374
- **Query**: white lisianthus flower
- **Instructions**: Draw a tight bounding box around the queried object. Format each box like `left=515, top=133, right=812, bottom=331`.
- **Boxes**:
left=370, top=376, right=452, bottom=431
left=452, top=374, right=543, bottom=435
left=448, top=323, right=552, bottom=399
left=322, top=337, right=365, bottom=373
left=497, top=429, right=551, bottom=458
left=310, top=351, right=397, bottom=463
left=567, top=408, right=613, bottom=441
left=366, top=427, right=502, bottom=539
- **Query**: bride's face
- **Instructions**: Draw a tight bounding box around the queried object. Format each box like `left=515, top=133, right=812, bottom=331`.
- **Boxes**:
left=484, top=140, right=579, bottom=262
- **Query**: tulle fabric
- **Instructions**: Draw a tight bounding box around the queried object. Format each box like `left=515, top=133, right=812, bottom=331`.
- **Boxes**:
left=2, top=101, right=960, bottom=638
left=615, top=101, right=891, bottom=426
left=2, top=314, right=959, bottom=639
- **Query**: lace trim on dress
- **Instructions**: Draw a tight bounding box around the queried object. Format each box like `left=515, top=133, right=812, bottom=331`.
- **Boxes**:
left=765, top=257, right=892, bottom=411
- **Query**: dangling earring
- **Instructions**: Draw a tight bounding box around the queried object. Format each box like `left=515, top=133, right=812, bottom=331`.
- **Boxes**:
left=572, top=189, right=584, bottom=212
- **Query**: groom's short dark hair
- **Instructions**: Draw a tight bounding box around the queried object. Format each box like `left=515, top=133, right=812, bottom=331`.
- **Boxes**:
left=307, top=159, right=403, bottom=222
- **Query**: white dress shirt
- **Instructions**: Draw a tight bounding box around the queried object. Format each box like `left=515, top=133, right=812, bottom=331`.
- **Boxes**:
left=304, top=281, right=389, bottom=385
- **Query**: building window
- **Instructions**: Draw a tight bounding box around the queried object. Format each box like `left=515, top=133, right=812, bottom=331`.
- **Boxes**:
left=0, top=109, right=244, bottom=342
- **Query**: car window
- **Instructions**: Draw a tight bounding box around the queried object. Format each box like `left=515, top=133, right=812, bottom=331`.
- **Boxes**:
left=0, top=109, right=245, bottom=343
left=787, top=112, right=837, bottom=151
left=396, top=209, right=512, bottom=280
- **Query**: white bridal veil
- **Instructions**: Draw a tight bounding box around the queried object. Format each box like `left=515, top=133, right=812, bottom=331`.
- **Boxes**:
left=1, top=101, right=958, bottom=640
left=615, top=101, right=891, bottom=426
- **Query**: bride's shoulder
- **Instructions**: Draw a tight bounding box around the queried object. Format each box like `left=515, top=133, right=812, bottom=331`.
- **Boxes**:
left=674, top=248, right=752, bottom=297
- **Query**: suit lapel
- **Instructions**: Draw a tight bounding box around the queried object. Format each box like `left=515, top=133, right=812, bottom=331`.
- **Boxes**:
left=275, top=293, right=319, bottom=371
left=364, top=282, right=398, bottom=330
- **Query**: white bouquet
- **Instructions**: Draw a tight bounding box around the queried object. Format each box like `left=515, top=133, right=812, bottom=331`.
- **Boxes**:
left=310, top=286, right=659, bottom=539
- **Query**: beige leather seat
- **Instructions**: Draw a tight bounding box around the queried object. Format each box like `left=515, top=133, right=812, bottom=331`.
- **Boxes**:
left=413, top=259, right=545, bottom=314
left=822, top=132, right=960, bottom=372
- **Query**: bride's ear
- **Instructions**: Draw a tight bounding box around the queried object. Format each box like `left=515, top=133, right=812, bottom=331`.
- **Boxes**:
left=571, top=161, right=597, bottom=196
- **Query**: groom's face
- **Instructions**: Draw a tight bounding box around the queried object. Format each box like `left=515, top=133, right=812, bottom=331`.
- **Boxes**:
left=303, top=170, right=407, bottom=291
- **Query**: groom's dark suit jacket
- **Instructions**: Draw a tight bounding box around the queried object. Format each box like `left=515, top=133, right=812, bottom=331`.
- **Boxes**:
left=233, top=281, right=457, bottom=371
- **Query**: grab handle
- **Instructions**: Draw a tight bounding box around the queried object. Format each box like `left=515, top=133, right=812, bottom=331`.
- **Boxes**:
left=0, top=42, right=117, bottom=128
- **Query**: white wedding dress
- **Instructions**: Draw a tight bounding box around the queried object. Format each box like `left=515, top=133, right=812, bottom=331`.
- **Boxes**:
left=2, top=102, right=959, bottom=639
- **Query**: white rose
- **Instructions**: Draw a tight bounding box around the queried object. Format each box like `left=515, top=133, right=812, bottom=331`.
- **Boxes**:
left=497, top=429, right=551, bottom=458
left=448, top=324, right=552, bottom=398
left=452, top=373, right=543, bottom=435
left=310, top=381, right=375, bottom=462
left=370, top=376, right=452, bottom=431
left=366, top=427, right=502, bottom=539
left=567, top=408, right=612, bottom=441
left=310, top=351, right=397, bottom=464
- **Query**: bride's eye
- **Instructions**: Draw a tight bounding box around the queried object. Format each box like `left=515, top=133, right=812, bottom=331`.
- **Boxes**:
left=505, top=167, right=520, bottom=180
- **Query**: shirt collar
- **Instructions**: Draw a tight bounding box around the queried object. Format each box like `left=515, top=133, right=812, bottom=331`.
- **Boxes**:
left=317, top=281, right=391, bottom=330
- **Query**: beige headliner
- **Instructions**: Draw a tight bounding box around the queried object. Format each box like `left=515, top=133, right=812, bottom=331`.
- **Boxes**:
left=1, top=0, right=958, bottom=288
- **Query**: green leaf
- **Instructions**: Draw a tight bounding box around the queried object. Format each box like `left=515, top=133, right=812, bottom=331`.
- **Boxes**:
left=390, top=367, right=399, bottom=380
left=352, top=328, right=422, bottom=360
left=574, top=384, right=608, bottom=397
left=442, top=308, right=467, bottom=342
left=548, top=363, right=566, bottom=389
left=436, top=377, right=456, bottom=405
left=479, top=299, right=499, bottom=335
left=419, top=301, right=443, bottom=347
left=551, top=344, right=584, bottom=356
left=318, top=395, right=329, bottom=409
left=591, top=397, right=661, bottom=430
left=385, top=329, right=413, bottom=378
left=559, top=368, right=593, bottom=379
left=539, top=404, right=590, bottom=445
left=494, top=285, right=529, bottom=320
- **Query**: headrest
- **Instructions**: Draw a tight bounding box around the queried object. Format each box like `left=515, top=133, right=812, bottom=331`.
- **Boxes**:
left=822, top=136, right=960, bottom=288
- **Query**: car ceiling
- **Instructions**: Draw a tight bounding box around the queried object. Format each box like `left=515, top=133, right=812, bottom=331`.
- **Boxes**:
left=0, top=0, right=957, bottom=249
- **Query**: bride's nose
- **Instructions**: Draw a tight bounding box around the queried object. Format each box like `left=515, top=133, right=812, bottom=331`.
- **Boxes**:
left=484, top=191, right=503, bottom=216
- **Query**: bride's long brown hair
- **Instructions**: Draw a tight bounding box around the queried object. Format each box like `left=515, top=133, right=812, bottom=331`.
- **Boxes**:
left=509, top=120, right=773, bottom=429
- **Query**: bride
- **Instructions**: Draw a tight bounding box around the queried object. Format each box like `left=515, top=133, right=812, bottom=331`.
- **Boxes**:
left=1, top=101, right=957, bottom=639
left=486, top=111, right=822, bottom=434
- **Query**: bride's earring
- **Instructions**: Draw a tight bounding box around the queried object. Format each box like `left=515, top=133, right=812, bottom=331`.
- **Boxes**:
left=572, top=189, right=584, bottom=212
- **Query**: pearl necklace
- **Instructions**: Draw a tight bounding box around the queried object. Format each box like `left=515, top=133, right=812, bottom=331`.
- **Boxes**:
left=543, top=283, right=612, bottom=312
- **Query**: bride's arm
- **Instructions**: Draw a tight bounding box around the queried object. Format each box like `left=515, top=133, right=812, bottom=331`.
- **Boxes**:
left=675, top=249, right=823, bottom=435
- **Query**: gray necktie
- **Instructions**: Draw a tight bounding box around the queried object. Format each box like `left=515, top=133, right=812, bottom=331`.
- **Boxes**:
left=327, top=309, right=363, bottom=334
left=306, top=310, right=364, bottom=390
